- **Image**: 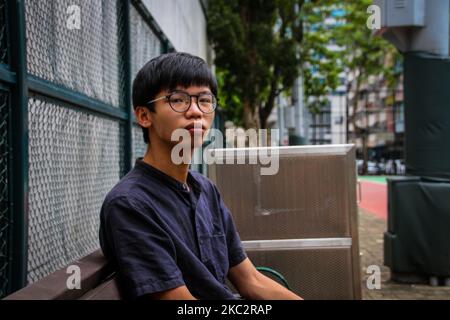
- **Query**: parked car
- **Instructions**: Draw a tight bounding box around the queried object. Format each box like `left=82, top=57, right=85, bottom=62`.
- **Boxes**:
left=385, top=159, right=396, bottom=175
left=395, top=159, right=406, bottom=175
left=356, top=159, right=364, bottom=175
left=367, top=161, right=380, bottom=175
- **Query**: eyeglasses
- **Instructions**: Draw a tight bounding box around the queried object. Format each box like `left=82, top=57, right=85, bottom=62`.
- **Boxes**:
left=147, top=91, right=218, bottom=114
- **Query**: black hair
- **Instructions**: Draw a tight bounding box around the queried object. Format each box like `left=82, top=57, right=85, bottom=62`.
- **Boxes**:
left=132, top=52, right=218, bottom=144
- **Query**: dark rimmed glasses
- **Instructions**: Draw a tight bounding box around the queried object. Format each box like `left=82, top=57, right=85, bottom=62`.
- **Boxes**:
left=147, top=91, right=218, bottom=114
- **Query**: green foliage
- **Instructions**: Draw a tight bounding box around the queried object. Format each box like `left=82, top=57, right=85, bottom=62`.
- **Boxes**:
left=300, top=0, right=341, bottom=113
left=300, top=0, right=402, bottom=115
left=334, top=0, right=403, bottom=89
left=207, top=0, right=403, bottom=126
left=328, top=0, right=403, bottom=144
left=207, top=0, right=304, bottom=128
left=330, top=0, right=403, bottom=173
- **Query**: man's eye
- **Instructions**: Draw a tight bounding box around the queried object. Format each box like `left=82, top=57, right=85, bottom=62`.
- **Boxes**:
left=199, top=97, right=213, bottom=104
left=171, top=98, right=185, bottom=103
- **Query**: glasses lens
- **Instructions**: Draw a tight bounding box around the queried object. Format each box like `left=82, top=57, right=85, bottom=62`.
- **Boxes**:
left=169, top=92, right=190, bottom=112
left=198, top=94, right=216, bottom=113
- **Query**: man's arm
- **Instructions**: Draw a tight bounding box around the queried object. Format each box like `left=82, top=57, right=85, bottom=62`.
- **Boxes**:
left=146, top=285, right=197, bottom=300
left=228, top=258, right=303, bottom=300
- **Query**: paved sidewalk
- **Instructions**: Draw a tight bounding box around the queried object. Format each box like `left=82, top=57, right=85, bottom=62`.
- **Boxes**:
left=358, top=208, right=450, bottom=300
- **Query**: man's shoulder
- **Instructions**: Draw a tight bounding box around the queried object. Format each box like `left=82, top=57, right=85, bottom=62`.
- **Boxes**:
left=102, top=170, right=152, bottom=211
left=190, top=170, right=217, bottom=193
left=189, top=170, right=208, bottom=182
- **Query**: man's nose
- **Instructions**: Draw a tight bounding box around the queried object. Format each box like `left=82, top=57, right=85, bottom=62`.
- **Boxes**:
left=186, top=96, right=203, bottom=117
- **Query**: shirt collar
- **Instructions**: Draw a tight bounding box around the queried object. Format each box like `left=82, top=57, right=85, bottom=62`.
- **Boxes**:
left=135, top=158, right=201, bottom=194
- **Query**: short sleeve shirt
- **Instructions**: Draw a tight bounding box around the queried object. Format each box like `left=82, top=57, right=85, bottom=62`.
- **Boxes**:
left=99, top=159, right=247, bottom=299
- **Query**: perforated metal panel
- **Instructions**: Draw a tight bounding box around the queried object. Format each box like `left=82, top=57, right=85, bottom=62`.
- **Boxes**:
left=130, top=4, right=162, bottom=80
left=0, top=0, right=7, bottom=64
left=246, top=248, right=354, bottom=300
left=27, top=95, right=125, bottom=284
left=25, top=0, right=126, bottom=107
left=209, top=145, right=362, bottom=299
left=132, top=124, right=146, bottom=163
left=0, top=89, right=9, bottom=297
left=212, top=153, right=353, bottom=240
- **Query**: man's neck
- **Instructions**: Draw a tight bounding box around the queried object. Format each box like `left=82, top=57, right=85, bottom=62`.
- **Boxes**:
left=142, top=142, right=192, bottom=185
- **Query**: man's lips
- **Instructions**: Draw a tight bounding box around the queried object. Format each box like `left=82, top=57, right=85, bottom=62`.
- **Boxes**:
left=187, top=128, right=204, bottom=136
left=184, top=123, right=205, bottom=133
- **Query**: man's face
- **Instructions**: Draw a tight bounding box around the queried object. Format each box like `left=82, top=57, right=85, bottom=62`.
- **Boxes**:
left=138, top=85, right=215, bottom=150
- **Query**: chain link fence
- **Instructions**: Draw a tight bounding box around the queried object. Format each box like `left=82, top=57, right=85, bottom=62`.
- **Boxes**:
left=27, top=95, right=126, bottom=283
left=0, top=89, right=9, bottom=298
left=130, top=3, right=162, bottom=162
left=0, top=0, right=10, bottom=299
left=0, top=0, right=165, bottom=297
left=0, top=0, right=7, bottom=64
left=25, top=0, right=127, bottom=108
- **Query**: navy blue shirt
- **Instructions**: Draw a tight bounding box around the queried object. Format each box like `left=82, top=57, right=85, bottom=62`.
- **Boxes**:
left=99, top=159, right=247, bottom=299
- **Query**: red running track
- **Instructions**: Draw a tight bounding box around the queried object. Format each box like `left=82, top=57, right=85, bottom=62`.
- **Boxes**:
left=358, top=180, right=388, bottom=220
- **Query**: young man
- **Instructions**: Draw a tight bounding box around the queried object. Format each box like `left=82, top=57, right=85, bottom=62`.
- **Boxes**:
left=99, top=52, right=302, bottom=300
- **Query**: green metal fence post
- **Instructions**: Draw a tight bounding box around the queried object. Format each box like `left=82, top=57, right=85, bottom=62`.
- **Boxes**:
left=9, top=0, right=29, bottom=292
left=123, top=0, right=132, bottom=174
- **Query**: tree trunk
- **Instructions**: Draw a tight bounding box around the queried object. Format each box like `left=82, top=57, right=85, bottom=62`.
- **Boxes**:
left=259, top=98, right=274, bottom=130
left=243, top=101, right=260, bottom=129
left=349, top=71, right=370, bottom=175
left=260, top=67, right=281, bottom=129
left=362, top=134, right=369, bottom=174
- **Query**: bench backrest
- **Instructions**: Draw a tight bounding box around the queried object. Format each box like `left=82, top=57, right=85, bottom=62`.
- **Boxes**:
left=4, top=250, right=122, bottom=300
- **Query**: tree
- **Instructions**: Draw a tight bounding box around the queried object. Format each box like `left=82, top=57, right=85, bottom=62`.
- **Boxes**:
left=208, top=0, right=403, bottom=165
left=207, top=0, right=305, bottom=129
left=299, top=0, right=342, bottom=114
left=332, top=0, right=402, bottom=174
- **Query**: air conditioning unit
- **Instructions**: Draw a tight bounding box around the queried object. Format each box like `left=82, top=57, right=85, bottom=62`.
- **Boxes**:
left=208, top=145, right=361, bottom=300
left=374, top=0, right=449, bottom=55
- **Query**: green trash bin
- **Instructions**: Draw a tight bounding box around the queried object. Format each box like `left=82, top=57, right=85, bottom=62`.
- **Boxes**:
left=384, top=176, right=450, bottom=285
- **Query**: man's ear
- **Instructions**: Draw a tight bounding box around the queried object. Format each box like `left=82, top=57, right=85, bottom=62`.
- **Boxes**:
left=135, top=106, right=152, bottom=128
